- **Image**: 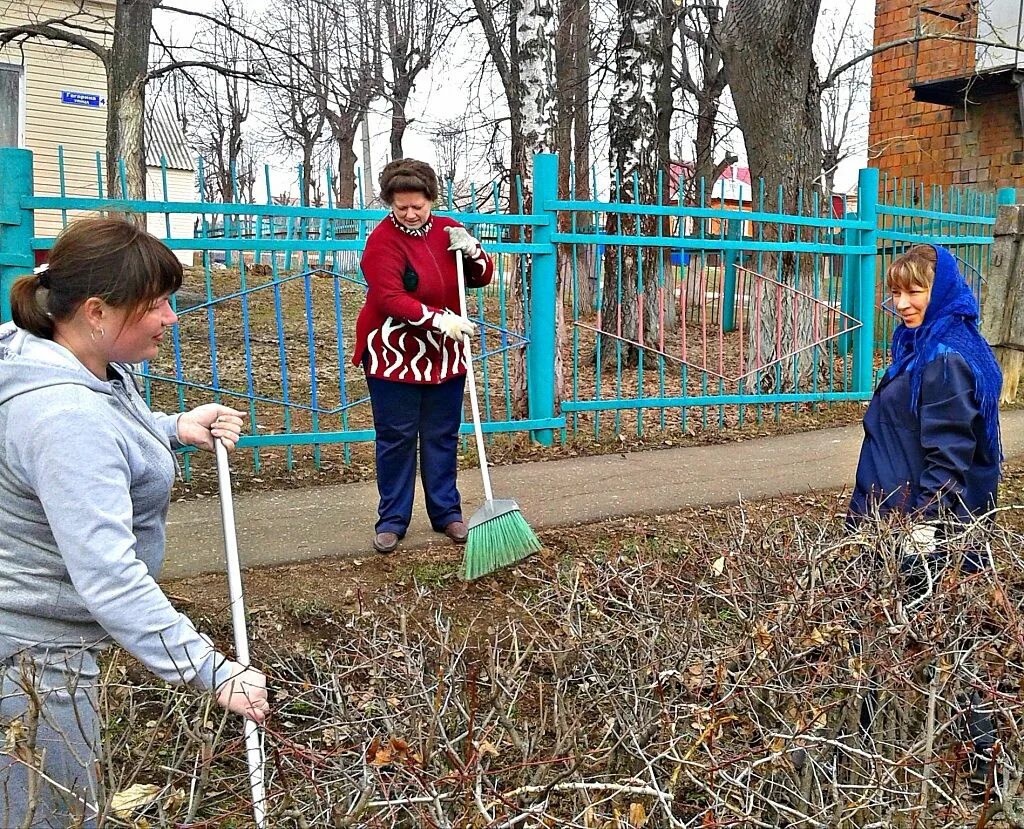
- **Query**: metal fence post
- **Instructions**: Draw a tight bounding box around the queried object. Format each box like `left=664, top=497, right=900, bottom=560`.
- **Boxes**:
left=853, top=167, right=879, bottom=395
left=527, top=152, right=558, bottom=446
left=838, top=211, right=858, bottom=356
left=720, top=218, right=742, bottom=332
left=998, top=187, right=1018, bottom=207
left=0, top=148, right=35, bottom=324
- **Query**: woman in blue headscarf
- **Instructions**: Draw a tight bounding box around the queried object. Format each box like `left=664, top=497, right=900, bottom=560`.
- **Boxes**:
left=849, top=243, right=1002, bottom=555
left=849, top=242, right=1002, bottom=787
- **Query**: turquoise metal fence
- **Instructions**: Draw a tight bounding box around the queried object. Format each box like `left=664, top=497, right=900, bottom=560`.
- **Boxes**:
left=0, top=146, right=1012, bottom=473
left=555, top=167, right=877, bottom=439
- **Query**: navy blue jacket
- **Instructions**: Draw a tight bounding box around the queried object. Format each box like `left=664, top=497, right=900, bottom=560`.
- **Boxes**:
left=849, top=348, right=999, bottom=523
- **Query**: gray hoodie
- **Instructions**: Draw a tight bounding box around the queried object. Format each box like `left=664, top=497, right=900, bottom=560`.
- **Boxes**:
left=0, top=323, right=228, bottom=690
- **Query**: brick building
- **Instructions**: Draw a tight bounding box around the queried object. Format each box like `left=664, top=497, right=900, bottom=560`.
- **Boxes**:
left=868, top=0, right=1024, bottom=192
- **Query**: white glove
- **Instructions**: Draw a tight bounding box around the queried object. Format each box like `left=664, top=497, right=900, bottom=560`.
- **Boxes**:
left=445, top=225, right=482, bottom=257
left=433, top=310, right=476, bottom=342
left=215, top=661, right=270, bottom=723
left=901, top=522, right=939, bottom=609
left=904, top=523, right=937, bottom=556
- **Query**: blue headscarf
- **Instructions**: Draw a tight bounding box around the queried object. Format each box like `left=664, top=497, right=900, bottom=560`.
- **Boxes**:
left=888, top=245, right=1002, bottom=455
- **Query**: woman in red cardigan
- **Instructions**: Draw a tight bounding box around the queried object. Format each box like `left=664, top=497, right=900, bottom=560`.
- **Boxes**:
left=353, top=159, right=494, bottom=553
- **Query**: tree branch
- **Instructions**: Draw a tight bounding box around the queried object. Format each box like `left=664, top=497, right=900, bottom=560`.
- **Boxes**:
left=823, top=32, right=1024, bottom=89
left=0, top=22, right=108, bottom=64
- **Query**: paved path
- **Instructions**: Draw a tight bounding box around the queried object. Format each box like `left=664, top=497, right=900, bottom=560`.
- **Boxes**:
left=163, top=409, right=1024, bottom=579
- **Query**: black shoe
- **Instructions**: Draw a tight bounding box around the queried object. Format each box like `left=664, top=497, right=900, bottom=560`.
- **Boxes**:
left=373, top=531, right=399, bottom=554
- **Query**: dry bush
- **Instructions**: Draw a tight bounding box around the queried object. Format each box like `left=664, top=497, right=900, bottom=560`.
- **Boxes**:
left=88, top=511, right=1024, bottom=827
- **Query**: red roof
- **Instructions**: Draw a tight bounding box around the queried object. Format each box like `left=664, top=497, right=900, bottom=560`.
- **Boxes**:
left=669, top=161, right=752, bottom=198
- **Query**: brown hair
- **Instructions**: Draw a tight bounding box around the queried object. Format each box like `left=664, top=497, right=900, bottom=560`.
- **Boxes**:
left=379, top=158, right=439, bottom=205
left=887, top=244, right=937, bottom=292
left=9, top=217, right=183, bottom=339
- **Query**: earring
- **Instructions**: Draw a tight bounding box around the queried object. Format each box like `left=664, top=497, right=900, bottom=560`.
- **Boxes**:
left=90, top=327, right=105, bottom=341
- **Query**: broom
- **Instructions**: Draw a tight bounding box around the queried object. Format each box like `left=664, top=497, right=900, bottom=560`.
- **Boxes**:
left=455, top=249, right=542, bottom=580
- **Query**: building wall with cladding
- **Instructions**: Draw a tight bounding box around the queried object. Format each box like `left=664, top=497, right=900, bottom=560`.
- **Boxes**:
left=868, top=0, right=1024, bottom=192
left=0, top=0, right=113, bottom=237
left=1, top=0, right=199, bottom=264
left=145, top=166, right=199, bottom=267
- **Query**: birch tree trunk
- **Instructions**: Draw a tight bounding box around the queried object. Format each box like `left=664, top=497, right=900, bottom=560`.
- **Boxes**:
left=506, top=0, right=560, bottom=415
left=600, top=0, right=664, bottom=367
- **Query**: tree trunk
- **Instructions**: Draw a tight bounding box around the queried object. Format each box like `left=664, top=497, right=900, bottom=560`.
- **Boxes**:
left=571, top=0, right=595, bottom=316
left=655, top=0, right=675, bottom=178
left=718, top=0, right=823, bottom=390
left=107, top=0, right=155, bottom=200
left=506, top=0, right=558, bottom=416
left=326, top=110, right=361, bottom=208
left=337, top=130, right=359, bottom=208
left=390, top=76, right=412, bottom=159
left=717, top=0, right=822, bottom=214
left=361, top=114, right=375, bottom=201
left=301, top=143, right=315, bottom=206
left=600, top=0, right=664, bottom=367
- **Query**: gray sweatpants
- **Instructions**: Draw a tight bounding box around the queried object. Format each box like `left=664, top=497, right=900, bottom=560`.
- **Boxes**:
left=0, top=641, right=101, bottom=828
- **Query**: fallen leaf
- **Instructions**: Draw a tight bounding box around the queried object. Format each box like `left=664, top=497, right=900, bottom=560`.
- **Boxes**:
left=111, top=783, right=162, bottom=819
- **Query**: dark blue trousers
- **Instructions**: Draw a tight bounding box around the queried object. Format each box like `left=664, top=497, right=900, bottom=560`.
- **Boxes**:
left=366, top=373, right=466, bottom=535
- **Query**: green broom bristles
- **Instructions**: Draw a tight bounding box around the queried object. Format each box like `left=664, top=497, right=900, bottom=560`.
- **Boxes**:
left=462, top=508, right=542, bottom=581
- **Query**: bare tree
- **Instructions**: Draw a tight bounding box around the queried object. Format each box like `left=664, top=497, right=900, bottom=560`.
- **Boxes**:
left=0, top=1, right=157, bottom=198
left=506, top=0, right=560, bottom=412
left=556, top=0, right=596, bottom=314
left=382, top=0, right=447, bottom=160
left=675, top=0, right=737, bottom=204
left=263, top=0, right=328, bottom=206
left=181, top=1, right=254, bottom=203
left=817, top=6, right=870, bottom=194
left=432, top=117, right=467, bottom=184
left=716, top=0, right=823, bottom=214
left=0, top=2, right=291, bottom=199
left=470, top=0, right=526, bottom=186
left=306, top=0, right=385, bottom=207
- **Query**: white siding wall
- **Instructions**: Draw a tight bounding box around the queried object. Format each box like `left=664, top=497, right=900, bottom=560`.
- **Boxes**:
left=145, top=167, right=199, bottom=266
left=0, top=0, right=114, bottom=238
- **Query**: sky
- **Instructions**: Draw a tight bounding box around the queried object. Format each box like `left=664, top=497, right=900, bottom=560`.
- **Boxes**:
left=154, top=0, right=875, bottom=200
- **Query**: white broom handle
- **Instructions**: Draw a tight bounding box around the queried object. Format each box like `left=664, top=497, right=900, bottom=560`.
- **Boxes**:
left=455, top=251, right=494, bottom=501
left=214, top=439, right=267, bottom=829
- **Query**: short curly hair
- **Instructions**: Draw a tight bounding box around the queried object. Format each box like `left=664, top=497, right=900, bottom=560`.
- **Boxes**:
left=379, top=158, right=439, bottom=205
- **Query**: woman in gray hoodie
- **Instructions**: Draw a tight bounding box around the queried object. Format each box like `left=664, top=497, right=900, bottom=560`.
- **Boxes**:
left=0, top=218, right=270, bottom=827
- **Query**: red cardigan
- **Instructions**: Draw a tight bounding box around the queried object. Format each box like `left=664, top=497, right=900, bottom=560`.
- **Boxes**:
left=353, top=215, right=495, bottom=383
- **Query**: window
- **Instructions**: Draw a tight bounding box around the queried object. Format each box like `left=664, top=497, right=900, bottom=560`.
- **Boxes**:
left=0, top=63, right=23, bottom=148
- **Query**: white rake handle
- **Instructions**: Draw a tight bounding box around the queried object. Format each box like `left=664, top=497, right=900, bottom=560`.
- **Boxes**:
left=214, top=439, right=268, bottom=829
left=455, top=251, right=494, bottom=501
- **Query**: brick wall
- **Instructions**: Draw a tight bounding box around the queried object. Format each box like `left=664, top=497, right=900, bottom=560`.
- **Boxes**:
left=868, top=0, right=1024, bottom=192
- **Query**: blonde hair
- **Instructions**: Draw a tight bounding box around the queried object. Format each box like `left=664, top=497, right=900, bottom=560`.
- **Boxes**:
left=886, top=244, right=937, bottom=292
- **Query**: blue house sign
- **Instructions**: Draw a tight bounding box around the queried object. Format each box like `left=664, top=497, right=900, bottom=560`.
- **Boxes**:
left=60, top=91, right=106, bottom=107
